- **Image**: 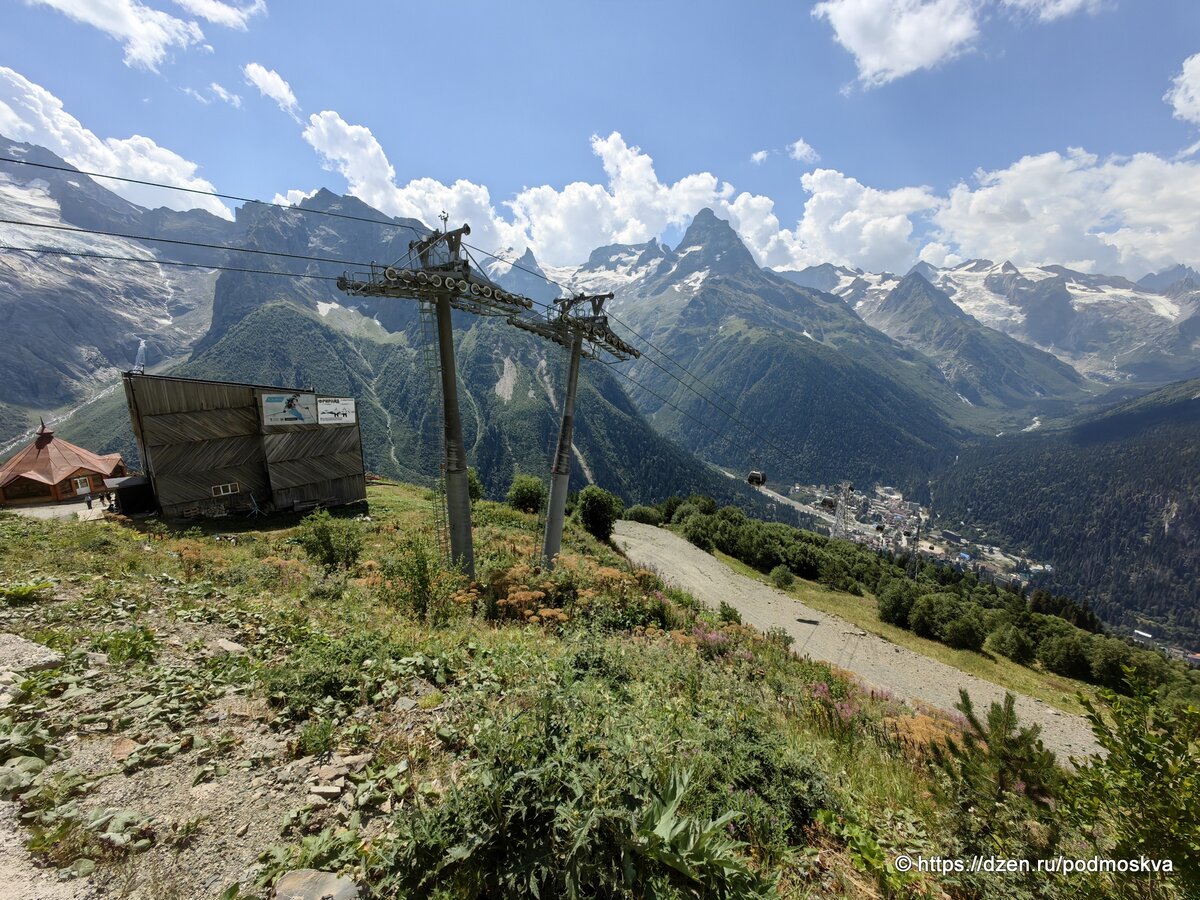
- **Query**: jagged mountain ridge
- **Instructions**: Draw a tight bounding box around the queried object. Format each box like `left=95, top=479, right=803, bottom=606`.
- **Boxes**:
left=860, top=273, right=1088, bottom=409
left=784, top=257, right=1200, bottom=385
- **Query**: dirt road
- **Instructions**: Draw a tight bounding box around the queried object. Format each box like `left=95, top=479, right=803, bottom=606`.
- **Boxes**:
left=613, top=521, right=1100, bottom=761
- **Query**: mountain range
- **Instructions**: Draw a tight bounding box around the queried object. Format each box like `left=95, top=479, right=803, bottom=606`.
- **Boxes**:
left=3, top=132, right=1200, bottom=643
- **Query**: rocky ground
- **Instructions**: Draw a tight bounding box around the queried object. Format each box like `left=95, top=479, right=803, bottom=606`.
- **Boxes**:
left=0, top=577, right=433, bottom=899
left=613, top=521, right=1100, bottom=761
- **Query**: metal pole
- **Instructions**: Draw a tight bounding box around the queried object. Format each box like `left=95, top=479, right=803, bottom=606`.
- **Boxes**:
left=543, top=333, right=583, bottom=567
left=434, top=294, right=475, bottom=579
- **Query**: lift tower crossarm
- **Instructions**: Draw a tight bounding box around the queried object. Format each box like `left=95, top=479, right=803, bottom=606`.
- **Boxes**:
left=335, top=224, right=538, bottom=580
left=507, top=292, right=640, bottom=567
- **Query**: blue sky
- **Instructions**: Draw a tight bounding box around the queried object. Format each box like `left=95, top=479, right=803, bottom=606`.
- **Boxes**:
left=2, top=0, right=1199, bottom=276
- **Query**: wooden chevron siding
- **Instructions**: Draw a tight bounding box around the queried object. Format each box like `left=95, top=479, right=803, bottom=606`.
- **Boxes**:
left=263, top=427, right=361, bottom=462
left=123, top=373, right=365, bottom=518
left=141, top=408, right=260, bottom=446
left=146, top=435, right=264, bottom=475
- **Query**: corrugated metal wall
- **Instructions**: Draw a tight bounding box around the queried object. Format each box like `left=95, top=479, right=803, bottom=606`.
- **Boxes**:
left=123, top=373, right=366, bottom=518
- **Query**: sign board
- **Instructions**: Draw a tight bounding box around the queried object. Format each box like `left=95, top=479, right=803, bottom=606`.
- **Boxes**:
left=261, top=392, right=318, bottom=426
left=318, top=397, right=356, bottom=425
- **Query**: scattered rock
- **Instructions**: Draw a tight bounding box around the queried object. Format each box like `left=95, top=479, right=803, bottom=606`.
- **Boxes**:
left=213, top=638, right=248, bottom=655
left=0, top=633, right=63, bottom=672
left=274, top=869, right=358, bottom=900
left=236, top=822, right=250, bottom=838
left=111, top=737, right=140, bottom=762
left=393, top=697, right=417, bottom=713
left=86, top=651, right=109, bottom=667
left=340, top=753, right=371, bottom=772
left=309, top=784, right=343, bottom=799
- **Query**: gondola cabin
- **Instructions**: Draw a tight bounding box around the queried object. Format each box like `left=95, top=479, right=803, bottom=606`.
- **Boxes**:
left=746, top=470, right=766, bottom=486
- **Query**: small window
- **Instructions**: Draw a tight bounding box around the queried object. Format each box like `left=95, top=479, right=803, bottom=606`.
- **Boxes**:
left=71, top=476, right=91, bottom=494
left=211, top=482, right=240, bottom=497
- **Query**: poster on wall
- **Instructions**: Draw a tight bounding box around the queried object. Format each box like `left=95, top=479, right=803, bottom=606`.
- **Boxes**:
left=261, top=392, right=318, bottom=425
left=318, top=397, right=356, bottom=425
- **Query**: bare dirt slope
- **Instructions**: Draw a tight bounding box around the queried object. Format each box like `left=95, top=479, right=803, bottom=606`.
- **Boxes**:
left=613, top=521, right=1100, bottom=761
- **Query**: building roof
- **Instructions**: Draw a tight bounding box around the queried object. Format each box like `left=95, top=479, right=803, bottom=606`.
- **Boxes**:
left=0, top=423, right=123, bottom=488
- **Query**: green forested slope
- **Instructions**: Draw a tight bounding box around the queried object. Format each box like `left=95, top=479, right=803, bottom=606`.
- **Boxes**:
left=932, top=380, right=1200, bottom=644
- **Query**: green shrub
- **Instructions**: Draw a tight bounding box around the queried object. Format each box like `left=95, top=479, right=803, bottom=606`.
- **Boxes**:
left=0, top=581, right=53, bottom=606
left=988, top=623, right=1035, bottom=664
left=769, top=565, right=794, bottom=590
left=718, top=601, right=742, bottom=624
left=379, top=538, right=461, bottom=625
left=623, top=504, right=662, bottom=526
left=92, top=626, right=158, bottom=666
left=506, top=475, right=547, bottom=514
left=467, top=467, right=483, bottom=501
left=1038, top=633, right=1090, bottom=680
left=577, top=486, right=623, bottom=542
left=933, top=690, right=1062, bottom=864
left=670, top=503, right=698, bottom=525
left=877, top=580, right=916, bottom=628
left=295, top=510, right=363, bottom=572
left=908, top=592, right=986, bottom=651
left=682, top=513, right=715, bottom=552
left=1070, top=682, right=1200, bottom=896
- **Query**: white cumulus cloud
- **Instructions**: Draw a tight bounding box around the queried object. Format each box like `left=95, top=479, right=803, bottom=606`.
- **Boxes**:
left=787, top=138, right=820, bottom=164
left=1166, top=52, right=1200, bottom=127
left=290, top=102, right=1200, bottom=277
left=932, top=148, right=1200, bottom=275
left=242, top=62, right=298, bottom=121
left=812, top=0, right=981, bottom=87
left=25, top=0, right=203, bottom=70
left=0, top=66, right=231, bottom=219
left=172, top=0, right=265, bottom=29
left=1000, top=0, right=1103, bottom=22
left=750, top=150, right=769, bottom=164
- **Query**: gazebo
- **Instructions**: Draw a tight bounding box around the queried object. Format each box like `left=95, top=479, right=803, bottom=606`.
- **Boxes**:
left=0, top=423, right=125, bottom=506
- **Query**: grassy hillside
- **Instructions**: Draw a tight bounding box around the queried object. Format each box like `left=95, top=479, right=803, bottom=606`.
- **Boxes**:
left=0, top=483, right=1195, bottom=898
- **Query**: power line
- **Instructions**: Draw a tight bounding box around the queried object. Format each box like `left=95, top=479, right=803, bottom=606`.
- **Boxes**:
left=605, top=363, right=745, bottom=461
left=0, top=154, right=430, bottom=238
left=0, top=217, right=369, bottom=268
left=0, top=243, right=343, bottom=282
left=0, top=154, right=791, bottom=468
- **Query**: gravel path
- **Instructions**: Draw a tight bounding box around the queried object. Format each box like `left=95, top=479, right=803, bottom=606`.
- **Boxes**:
left=613, top=522, right=1100, bottom=761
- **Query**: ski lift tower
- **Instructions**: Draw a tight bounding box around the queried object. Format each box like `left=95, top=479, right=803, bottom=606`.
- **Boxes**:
left=337, top=224, right=534, bottom=579
left=509, top=292, right=639, bottom=567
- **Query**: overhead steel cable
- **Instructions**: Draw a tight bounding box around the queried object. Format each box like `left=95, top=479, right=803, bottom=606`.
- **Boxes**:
left=0, top=243, right=344, bottom=281
left=0, top=154, right=793, bottom=468
left=0, top=217, right=369, bottom=268
left=605, top=363, right=746, bottom=461
left=0, top=155, right=431, bottom=238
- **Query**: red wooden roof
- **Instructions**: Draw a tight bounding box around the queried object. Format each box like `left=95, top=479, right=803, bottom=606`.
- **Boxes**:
left=0, top=424, right=123, bottom=488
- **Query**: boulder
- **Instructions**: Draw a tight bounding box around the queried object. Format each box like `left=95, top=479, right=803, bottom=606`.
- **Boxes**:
left=274, top=869, right=358, bottom=900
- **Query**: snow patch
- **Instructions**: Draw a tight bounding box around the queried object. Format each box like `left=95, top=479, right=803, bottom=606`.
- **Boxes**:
left=316, top=301, right=341, bottom=317
left=1021, top=417, right=1042, bottom=432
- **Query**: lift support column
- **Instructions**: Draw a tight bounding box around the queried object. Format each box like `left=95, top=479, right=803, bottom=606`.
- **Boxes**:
left=542, top=332, right=583, bottom=566
left=435, top=294, right=475, bottom=579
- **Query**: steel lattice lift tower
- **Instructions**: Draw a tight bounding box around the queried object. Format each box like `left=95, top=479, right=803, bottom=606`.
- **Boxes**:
left=337, top=224, right=534, bottom=579
left=509, top=292, right=639, bottom=566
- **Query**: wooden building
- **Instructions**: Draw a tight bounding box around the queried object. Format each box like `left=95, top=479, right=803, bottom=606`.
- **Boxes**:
left=0, top=423, right=125, bottom=506
left=123, top=373, right=366, bottom=519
